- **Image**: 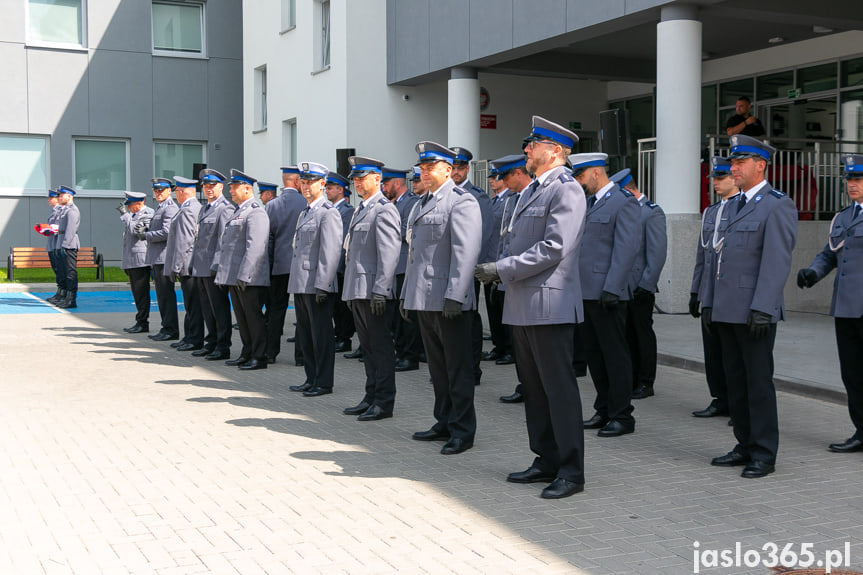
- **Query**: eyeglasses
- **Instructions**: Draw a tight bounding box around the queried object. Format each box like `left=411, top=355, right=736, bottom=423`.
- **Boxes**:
left=524, top=140, right=557, bottom=150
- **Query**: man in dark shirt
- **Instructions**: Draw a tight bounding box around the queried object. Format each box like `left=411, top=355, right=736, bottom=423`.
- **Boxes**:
left=726, top=96, right=765, bottom=138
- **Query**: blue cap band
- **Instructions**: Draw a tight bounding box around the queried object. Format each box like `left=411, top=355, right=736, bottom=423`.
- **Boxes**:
left=232, top=175, right=255, bottom=185
left=572, top=159, right=607, bottom=170
left=846, top=164, right=863, bottom=173
left=201, top=174, right=223, bottom=182
left=732, top=145, right=770, bottom=160
left=418, top=151, right=453, bottom=164
left=152, top=182, right=171, bottom=189
left=258, top=184, right=277, bottom=191
left=531, top=126, right=576, bottom=148
left=175, top=182, right=196, bottom=188
left=301, top=170, right=327, bottom=179
left=618, top=173, right=632, bottom=188
left=453, top=153, right=470, bottom=163
left=281, top=167, right=300, bottom=174
left=350, top=164, right=382, bottom=174
left=496, top=159, right=526, bottom=173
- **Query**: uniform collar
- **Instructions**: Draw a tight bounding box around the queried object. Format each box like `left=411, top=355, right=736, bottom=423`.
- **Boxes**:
left=741, top=179, right=768, bottom=202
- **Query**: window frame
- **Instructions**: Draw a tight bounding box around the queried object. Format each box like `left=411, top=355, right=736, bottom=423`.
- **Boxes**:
left=0, top=133, right=51, bottom=197
left=282, top=119, right=297, bottom=166
left=151, top=0, right=207, bottom=59
left=313, top=0, right=331, bottom=73
left=153, top=140, right=207, bottom=181
left=72, top=137, right=130, bottom=197
left=25, top=0, right=88, bottom=51
left=254, top=66, right=268, bottom=132
left=280, top=0, right=296, bottom=34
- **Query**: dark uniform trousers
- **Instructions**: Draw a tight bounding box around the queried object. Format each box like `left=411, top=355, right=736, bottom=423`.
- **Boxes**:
left=512, top=324, right=584, bottom=484
left=582, top=300, right=635, bottom=426
left=701, top=317, right=728, bottom=409
left=49, top=249, right=64, bottom=290
left=715, top=322, right=779, bottom=464
left=229, top=285, right=267, bottom=361
left=484, top=284, right=511, bottom=356
left=198, top=276, right=232, bottom=353
left=352, top=300, right=397, bottom=413
left=625, top=291, right=657, bottom=388
left=836, top=317, right=863, bottom=439
left=472, top=279, right=483, bottom=384
left=418, top=311, right=476, bottom=442
left=333, top=273, right=356, bottom=346
left=393, top=273, right=423, bottom=362
left=179, top=275, right=203, bottom=347
left=295, top=293, right=336, bottom=389
left=152, top=264, right=179, bottom=337
left=64, top=248, right=78, bottom=293
left=126, top=267, right=151, bottom=327
left=265, top=273, right=290, bottom=359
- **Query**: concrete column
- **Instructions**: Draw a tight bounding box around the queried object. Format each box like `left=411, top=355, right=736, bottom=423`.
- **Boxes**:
left=447, top=67, right=480, bottom=164
left=654, top=5, right=702, bottom=313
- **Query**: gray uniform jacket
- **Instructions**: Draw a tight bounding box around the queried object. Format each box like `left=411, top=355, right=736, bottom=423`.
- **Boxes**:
left=192, top=195, right=233, bottom=277
left=394, top=191, right=420, bottom=275
left=579, top=184, right=641, bottom=301
left=57, top=203, right=81, bottom=250
left=265, top=188, right=307, bottom=275
left=807, top=203, right=863, bottom=318
left=497, top=166, right=586, bottom=325
left=463, top=180, right=494, bottom=264
left=690, top=199, right=724, bottom=301
left=704, top=182, right=797, bottom=324
left=287, top=201, right=342, bottom=294
left=163, top=198, right=202, bottom=277
left=120, top=206, right=154, bottom=270
left=145, top=199, right=178, bottom=266
left=401, top=178, right=482, bottom=312
left=342, top=193, right=402, bottom=301
left=215, top=198, right=271, bottom=287
left=334, top=199, right=355, bottom=274
left=629, top=198, right=668, bottom=293
left=489, top=190, right=514, bottom=262
left=47, top=205, right=63, bottom=251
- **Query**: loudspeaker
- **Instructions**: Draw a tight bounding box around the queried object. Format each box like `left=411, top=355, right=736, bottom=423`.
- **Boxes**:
left=336, top=148, right=356, bottom=178
left=599, top=109, right=629, bottom=157
left=193, top=162, right=207, bottom=198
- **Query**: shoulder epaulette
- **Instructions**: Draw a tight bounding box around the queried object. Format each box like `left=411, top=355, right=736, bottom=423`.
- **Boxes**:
left=377, top=197, right=389, bottom=205
left=770, top=189, right=786, bottom=198
left=646, top=201, right=658, bottom=209
left=620, top=189, right=634, bottom=197
left=322, top=202, right=333, bottom=208
left=251, top=201, right=260, bottom=209
left=558, top=172, right=574, bottom=183
left=453, top=187, right=466, bottom=196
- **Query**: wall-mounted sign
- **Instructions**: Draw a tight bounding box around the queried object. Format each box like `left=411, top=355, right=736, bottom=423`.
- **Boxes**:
left=480, top=87, right=490, bottom=111
left=481, top=114, right=497, bottom=129
left=787, top=88, right=801, bottom=99
left=569, top=121, right=582, bottom=130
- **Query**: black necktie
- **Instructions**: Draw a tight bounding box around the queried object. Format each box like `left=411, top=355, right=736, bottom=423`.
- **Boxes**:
left=587, top=195, right=596, bottom=209
left=737, top=194, right=747, bottom=213
left=854, top=204, right=862, bottom=220
left=421, top=194, right=430, bottom=207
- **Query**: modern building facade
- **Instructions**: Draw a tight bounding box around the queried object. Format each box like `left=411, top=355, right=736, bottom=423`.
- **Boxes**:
left=243, top=0, right=862, bottom=312
left=0, top=0, right=243, bottom=265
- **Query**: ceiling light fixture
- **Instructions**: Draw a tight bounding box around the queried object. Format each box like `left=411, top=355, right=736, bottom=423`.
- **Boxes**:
left=767, top=36, right=784, bottom=44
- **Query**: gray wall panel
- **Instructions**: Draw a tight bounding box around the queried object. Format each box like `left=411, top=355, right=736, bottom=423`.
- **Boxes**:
left=429, top=0, right=470, bottom=71
left=152, top=57, right=209, bottom=141
left=469, top=0, right=513, bottom=60
left=88, top=0, right=151, bottom=53
left=566, top=0, right=625, bottom=31
left=0, top=198, right=33, bottom=257
left=389, top=0, right=430, bottom=83
left=206, top=0, right=243, bottom=60
left=0, top=0, right=25, bottom=43
left=206, top=58, right=244, bottom=173
left=88, top=51, right=153, bottom=139
left=0, top=43, right=29, bottom=133
left=512, top=0, right=566, bottom=48
left=27, top=49, right=90, bottom=136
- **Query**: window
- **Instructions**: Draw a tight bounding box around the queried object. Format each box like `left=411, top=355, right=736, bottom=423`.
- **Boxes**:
left=74, top=139, right=128, bottom=192
left=27, top=0, right=85, bottom=47
left=254, top=66, right=268, bottom=131
left=701, top=85, right=717, bottom=137
left=314, top=0, right=331, bottom=71
left=152, top=1, right=204, bottom=56
left=720, top=78, right=753, bottom=107
left=0, top=134, right=50, bottom=193
left=841, top=57, right=863, bottom=88
left=281, top=0, right=296, bottom=32
left=154, top=142, right=204, bottom=180
left=798, top=63, right=837, bottom=94
left=282, top=119, right=297, bottom=166
left=757, top=71, right=794, bottom=101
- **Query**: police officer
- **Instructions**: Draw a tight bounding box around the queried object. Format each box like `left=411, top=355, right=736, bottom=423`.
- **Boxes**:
left=191, top=169, right=234, bottom=360
left=45, top=190, right=66, bottom=304
left=279, top=166, right=308, bottom=366
left=119, top=191, right=153, bottom=333
left=797, top=154, right=863, bottom=454
left=53, top=185, right=81, bottom=309
left=611, top=169, right=668, bottom=399
left=216, top=170, right=271, bottom=370
left=264, top=170, right=307, bottom=364
left=287, top=162, right=343, bottom=396
left=146, top=178, right=180, bottom=341
left=258, top=181, right=278, bottom=205
left=690, top=157, right=739, bottom=418
left=403, top=142, right=482, bottom=455
left=572, top=153, right=641, bottom=437
left=704, top=135, right=797, bottom=479
left=342, top=156, right=402, bottom=420
left=382, top=167, right=421, bottom=372
left=164, top=177, right=203, bottom=351
left=326, top=172, right=357, bottom=354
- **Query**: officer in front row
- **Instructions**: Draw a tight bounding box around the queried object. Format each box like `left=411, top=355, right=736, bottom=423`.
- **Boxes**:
left=326, top=172, right=357, bottom=354
left=341, top=156, right=402, bottom=421
left=119, top=192, right=153, bottom=333
left=797, top=154, right=863, bottom=454
left=164, top=177, right=203, bottom=351
left=45, top=190, right=66, bottom=305
left=146, top=178, right=180, bottom=341
left=704, top=135, right=797, bottom=479
left=55, top=185, right=81, bottom=309
left=216, top=170, right=271, bottom=371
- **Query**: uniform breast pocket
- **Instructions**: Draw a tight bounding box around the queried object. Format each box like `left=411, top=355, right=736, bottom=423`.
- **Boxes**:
left=417, top=213, right=444, bottom=240
left=732, top=220, right=761, bottom=247
left=523, top=205, right=547, bottom=234
left=587, top=213, right=612, bottom=236
left=298, top=222, right=317, bottom=242
left=352, top=222, right=371, bottom=242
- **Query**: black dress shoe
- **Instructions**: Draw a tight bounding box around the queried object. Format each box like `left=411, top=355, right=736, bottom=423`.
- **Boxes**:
left=481, top=350, right=502, bottom=362
left=205, top=350, right=231, bottom=361
left=286, top=336, right=296, bottom=342
left=238, top=359, right=267, bottom=371
left=583, top=413, right=609, bottom=429
left=152, top=333, right=179, bottom=342
left=170, top=340, right=185, bottom=348
left=506, top=467, right=556, bottom=484
left=289, top=382, right=312, bottom=392
left=303, top=386, right=333, bottom=397
left=358, top=405, right=393, bottom=421
left=597, top=420, right=634, bottom=437
left=191, top=347, right=215, bottom=357
left=412, top=428, right=450, bottom=442
left=574, top=367, right=587, bottom=378
left=344, top=348, right=363, bottom=359
left=441, top=437, right=473, bottom=455
left=124, top=324, right=148, bottom=334
left=494, top=353, right=515, bottom=365
left=224, top=357, right=250, bottom=367
left=741, top=461, right=775, bottom=478
left=499, top=391, right=524, bottom=404
left=631, top=385, right=654, bottom=399
left=334, top=341, right=352, bottom=353
left=295, top=359, right=305, bottom=367
left=177, top=342, right=203, bottom=352
left=828, top=437, right=863, bottom=453
left=267, top=355, right=277, bottom=364
left=343, top=401, right=371, bottom=415
left=147, top=331, right=166, bottom=340
left=541, top=478, right=584, bottom=499
left=710, top=451, right=750, bottom=467
left=394, top=359, right=419, bottom=372
left=418, top=352, right=427, bottom=363
left=692, top=403, right=729, bottom=418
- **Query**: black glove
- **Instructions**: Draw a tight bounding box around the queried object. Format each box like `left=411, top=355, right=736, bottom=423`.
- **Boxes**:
left=345, top=299, right=353, bottom=311
left=633, top=287, right=651, bottom=302
left=688, top=293, right=701, bottom=318
left=797, top=268, right=817, bottom=288
left=370, top=293, right=387, bottom=316
left=442, top=298, right=462, bottom=319
left=237, top=279, right=247, bottom=292
left=474, top=262, right=500, bottom=284
left=599, top=290, right=619, bottom=311
left=210, top=269, right=217, bottom=278
left=315, top=288, right=328, bottom=303
left=134, top=223, right=148, bottom=234
left=399, top=299, right=411, bottom=322
left=116, top=202, right=128, bottom=215
left=169, top=271, right=178, bottom=283
left=701, top=307, right=712, bottom=335
left=747, top=310, right=772, bottom=339
left=134, top=231, right=147, bottom=241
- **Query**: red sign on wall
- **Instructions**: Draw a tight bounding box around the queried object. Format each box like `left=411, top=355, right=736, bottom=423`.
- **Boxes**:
left=481, top=114, right=497, bottom=129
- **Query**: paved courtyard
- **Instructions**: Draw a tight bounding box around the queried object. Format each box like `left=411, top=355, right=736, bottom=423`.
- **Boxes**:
left=0, top=296, right=861, bottom=574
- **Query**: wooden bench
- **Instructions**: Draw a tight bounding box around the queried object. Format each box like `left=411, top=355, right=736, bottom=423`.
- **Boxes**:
left=7, top=247, right=104, bottom=281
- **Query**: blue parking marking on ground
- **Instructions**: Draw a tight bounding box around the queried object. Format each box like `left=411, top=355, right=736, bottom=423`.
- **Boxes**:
left=7, top=291, right=187, bottom=314
left=0, top=292, right=60, bottom=314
